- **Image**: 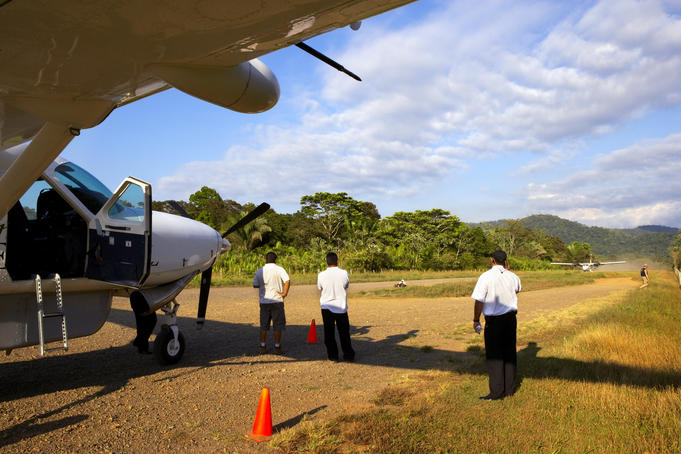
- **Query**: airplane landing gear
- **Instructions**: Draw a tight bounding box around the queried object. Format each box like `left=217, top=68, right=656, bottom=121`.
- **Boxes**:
left=153, top=300, right=185, bottom=365
left=154, top=324, right=185, bottom=365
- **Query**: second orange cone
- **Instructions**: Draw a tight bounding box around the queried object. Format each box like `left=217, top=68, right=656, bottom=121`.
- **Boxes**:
left=247, top=387, right=273, bottom=442
left=307, top=319, right=318, bottom=343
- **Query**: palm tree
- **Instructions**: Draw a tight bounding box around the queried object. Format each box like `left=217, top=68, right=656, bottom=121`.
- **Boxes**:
left=224, top=214, right=272, bottom=250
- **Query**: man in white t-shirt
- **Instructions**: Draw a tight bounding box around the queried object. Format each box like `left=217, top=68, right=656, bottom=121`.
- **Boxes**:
left=317, top=252, right=355, bottom=362
left=471, top=249, right=521, bottom=400
left=253, top=252, right=290, bottom=354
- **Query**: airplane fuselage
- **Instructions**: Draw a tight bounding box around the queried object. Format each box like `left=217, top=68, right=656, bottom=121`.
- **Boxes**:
left=0, top=144, right=229, bottom=351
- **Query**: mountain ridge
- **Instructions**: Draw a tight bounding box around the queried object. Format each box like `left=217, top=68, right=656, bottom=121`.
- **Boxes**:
left=471, top=214, right=677, bottom=257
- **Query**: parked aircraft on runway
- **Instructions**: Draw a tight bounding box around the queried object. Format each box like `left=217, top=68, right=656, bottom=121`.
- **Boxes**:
left=551, top=255, right=626, bottom=272
left=0, top=0, right=416, bottom=364
left=0, top=142, right=271, bottom=363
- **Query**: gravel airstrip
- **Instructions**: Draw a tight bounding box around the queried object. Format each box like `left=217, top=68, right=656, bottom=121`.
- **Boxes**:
left=0, top=276, right=637, bottom=453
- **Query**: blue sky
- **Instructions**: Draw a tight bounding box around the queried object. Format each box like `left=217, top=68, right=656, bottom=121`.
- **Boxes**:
left=63, top=0, right=681, bottom=228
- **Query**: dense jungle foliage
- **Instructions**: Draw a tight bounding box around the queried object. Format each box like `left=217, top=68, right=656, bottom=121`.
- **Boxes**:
left=152, top=188, right=678, bottom=277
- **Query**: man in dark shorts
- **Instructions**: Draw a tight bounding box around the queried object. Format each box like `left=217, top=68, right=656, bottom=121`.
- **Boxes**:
left=253, top=252, right=290, bottom=354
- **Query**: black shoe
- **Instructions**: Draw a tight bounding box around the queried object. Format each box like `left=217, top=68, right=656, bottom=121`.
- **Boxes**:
left=328, top=357, right=340, bottom=362
left=343, top=356, right=355, bottom=363
left=479, top=394, right=501, bottom=400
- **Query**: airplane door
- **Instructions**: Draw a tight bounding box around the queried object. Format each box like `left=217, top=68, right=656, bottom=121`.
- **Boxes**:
left=86, top=177, right=151, bottom=287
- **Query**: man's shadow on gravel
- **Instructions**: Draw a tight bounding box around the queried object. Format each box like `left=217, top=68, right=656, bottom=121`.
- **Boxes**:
left=4, top=308, right=679, bottom=400
left=2, top=312, right=679, bottom=446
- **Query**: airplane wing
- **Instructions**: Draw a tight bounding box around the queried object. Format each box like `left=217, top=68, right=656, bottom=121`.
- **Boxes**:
left=550, top=263, right=580, bottom=266
left=597, top=261, right=626, bottom=265
left=0, top=0, right=416, bottom=216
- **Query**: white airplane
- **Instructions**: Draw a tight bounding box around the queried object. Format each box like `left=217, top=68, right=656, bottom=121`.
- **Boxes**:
left=551, top=255, right=626, bottom=272
left=0, top=0, right=415, bottom=364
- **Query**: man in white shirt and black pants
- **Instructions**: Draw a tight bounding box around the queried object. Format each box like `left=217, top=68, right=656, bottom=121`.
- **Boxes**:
left=317, top=252, right=355, bottom=362
left=471, top=250, right=521, bottom=400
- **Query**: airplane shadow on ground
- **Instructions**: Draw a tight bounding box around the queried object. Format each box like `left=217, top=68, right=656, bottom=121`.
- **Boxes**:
left=3, top=309, right=680, bottom=401
left=1, top=310, right=679, bottom=447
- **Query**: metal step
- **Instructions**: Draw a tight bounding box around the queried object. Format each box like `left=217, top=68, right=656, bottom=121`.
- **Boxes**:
left=35, top=274, right=68, bottom=355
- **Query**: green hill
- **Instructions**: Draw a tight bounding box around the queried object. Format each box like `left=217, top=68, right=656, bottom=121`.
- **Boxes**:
left=519, top=214, right=678, bottom=257
left=636, top=225, right=679, bottom=233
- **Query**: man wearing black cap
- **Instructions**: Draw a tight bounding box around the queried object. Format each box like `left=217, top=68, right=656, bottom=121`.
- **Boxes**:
left=471, top=250, right=521, bottom=400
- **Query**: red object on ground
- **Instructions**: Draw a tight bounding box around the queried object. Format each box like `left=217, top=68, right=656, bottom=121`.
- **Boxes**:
left=247, top=387, right=273, bottom=442
left=307, top=319, right=318, bottom=343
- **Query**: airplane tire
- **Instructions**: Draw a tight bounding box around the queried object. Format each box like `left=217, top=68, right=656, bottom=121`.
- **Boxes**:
left=153, top=324, right=185, bottom=365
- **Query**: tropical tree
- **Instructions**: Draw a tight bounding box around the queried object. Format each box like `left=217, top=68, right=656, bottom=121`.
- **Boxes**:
left=187, top=186, right=241, bottom=230
left=377, top=209, right=462, bottom=269
left=487, top=219, right=536, bottom=256
left=669, top=231, right=681, bottom=268
left=223, top=205, right=273, bottom=251
left=300, top=192, right=379, bottom=246
left=452, top=225, right=494, bottom=268
left=566, top=241, right=592, bottom=262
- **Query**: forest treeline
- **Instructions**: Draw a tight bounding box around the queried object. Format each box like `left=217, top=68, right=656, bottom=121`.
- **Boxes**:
left=152, top=187, right=677, bottom=276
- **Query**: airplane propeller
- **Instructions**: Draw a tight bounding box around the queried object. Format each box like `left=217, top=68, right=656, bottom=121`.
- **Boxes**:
left=221, top=202, right=271, bottom=238
left=196, top=266, right=212, bottom=330
left=164, top=200, right=191, bottom=219
left=196, top=202, right=270, bottom=329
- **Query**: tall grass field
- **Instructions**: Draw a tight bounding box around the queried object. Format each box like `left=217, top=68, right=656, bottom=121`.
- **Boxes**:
left=272, top=271, right=681, bottom=453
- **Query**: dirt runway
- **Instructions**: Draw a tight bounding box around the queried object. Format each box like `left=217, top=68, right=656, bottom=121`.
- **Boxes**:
left=0, top=276, right=637, bottom=453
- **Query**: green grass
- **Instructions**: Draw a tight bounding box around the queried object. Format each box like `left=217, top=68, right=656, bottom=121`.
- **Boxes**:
left=193, top=268, right=623, bottom=289
left=355, top=270, right=608, bottom=298
left=271, top=272, right=681, bottom=453
left=190, top=269, right=482, bottom=287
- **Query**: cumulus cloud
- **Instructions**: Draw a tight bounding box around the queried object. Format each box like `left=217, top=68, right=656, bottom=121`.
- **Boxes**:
left=158, top=0, right=681, bottom=225
left=514, top=148, right=577, bottom=175
left=524, top=133, right=681, bottom=227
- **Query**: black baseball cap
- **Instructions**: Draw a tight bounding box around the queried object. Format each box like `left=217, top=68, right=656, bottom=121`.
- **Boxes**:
left=492, top=250, right=507, bottom=263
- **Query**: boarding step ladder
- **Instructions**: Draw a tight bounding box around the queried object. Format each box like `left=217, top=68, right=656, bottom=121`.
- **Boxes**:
left=35, top=274, right=69, bottom=355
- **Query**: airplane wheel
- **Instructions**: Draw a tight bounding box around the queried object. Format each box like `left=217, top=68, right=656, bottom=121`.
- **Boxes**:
left=153, top=324, right=185, bottom=365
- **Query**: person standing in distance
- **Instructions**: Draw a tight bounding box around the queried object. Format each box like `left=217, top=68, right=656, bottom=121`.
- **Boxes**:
left=471, top=250, right=521, bottom=400
left=317, top=252, right=355, bottom=362
left=253, top=251, right=290, bottom=354
left=639, top=264, right=650, bottom=289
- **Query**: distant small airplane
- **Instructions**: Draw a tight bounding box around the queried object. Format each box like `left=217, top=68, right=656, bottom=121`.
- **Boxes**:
left=551, top=255, right=625, bottom=272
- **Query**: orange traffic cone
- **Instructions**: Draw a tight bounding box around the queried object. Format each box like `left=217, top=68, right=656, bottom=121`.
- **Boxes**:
left=247, top=388, right=273, bottom=442
left=307, top=319, right=318, bottom=343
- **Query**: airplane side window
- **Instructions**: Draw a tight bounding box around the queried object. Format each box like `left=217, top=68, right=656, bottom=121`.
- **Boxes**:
left=19, top=180, right=52, bottom=220
left=108, top=184, right=145, bottom=223
left=10, top=179, right=88, bottom=279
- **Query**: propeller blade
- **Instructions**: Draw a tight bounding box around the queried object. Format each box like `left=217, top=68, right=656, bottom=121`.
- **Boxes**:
left=221, top=202, right=270, bottom=238
left=196, top=266, right=212, bottom=330
left=295, top=42, right=362, bottom=82
left=166, top=200, right=191, bottom=219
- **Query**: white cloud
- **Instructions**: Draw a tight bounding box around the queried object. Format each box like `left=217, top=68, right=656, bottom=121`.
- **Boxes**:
left=158, top=0, right=681, bottom=225
left=514, top=148, right=577, bottom=175
left=524, top=133, right=681, bottom=227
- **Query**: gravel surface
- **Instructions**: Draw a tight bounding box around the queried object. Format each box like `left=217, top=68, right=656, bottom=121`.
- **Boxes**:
left=0, top=276, right=637, bottom=453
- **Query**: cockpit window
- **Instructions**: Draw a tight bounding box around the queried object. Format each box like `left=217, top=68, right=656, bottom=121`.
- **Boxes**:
left=54, top=162, right=113, bottom=215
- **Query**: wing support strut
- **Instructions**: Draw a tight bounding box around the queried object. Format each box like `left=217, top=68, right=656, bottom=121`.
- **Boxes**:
left=295, top=42, right=362, bottom=82
left=0, top=122, right=78, bottom=217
